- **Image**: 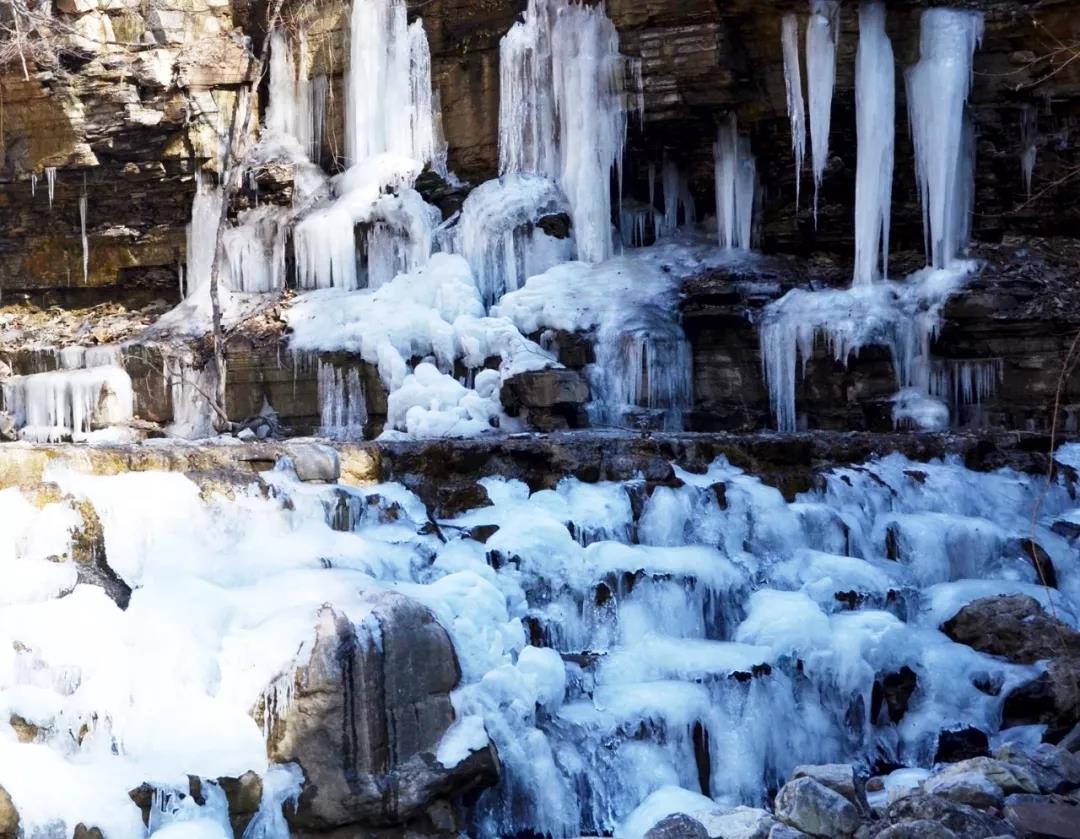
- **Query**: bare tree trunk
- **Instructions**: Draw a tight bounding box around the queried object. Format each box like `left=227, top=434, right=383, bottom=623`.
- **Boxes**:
left=205, top=0, right=288, bottom=432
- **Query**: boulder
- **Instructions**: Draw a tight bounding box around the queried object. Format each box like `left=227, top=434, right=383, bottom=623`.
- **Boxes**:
left=941, top=595, right=1080, bottom=664
left=769, top=826, right=810, bottom=839
left=883, top=794, right=1016, bottom=838
left=1003, top=797, right=1080, bottom=839
left=264, top=592, right=498, bottom=831
left=218, top=771, right=263, bottom=837
left=286, top=444, right=340, bottom=483
left=792, top=764, right=863, bottom=808
left=993, top=743, right=1080, bottom=793
left=1003, top=657, right=1080, bottom=737
left=871, top=821, right=958, bottom=839
left=921, top=772, right=1003, bottom=810
left=500, top=368, right=589, bottom=431
left=0, top=786, right=17, bottom=839
left=774, top=777, right=861, bottom=837
left=693, top=806, right=777, bottom=839
left=929, top=757, right=1040, bottom=797
left=646, top=814, right=710, bottom=839
left=0, top=413, right=15, bottom=442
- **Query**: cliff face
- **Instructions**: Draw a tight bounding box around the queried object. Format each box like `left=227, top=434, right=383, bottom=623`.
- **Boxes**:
left=1, top=0, right=1079, bottom=434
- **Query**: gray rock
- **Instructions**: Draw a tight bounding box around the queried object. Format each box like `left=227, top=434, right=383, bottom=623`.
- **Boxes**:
left=774, top=777, right=861, bottom=837
left=930, top=756, right=1040, bottom=796
left=994, top=742, right=1080, bottom=793
left=265, top=592, right=498, bottom=831
left=286, top=443, right=340, bottom=483
left=769, top=826, right=810, bottom=839
left=1003, top=796, right=1080, bottom=839
left=792, top=764, right=863, bottom=806
left=646, top=814, right=710, bottom=839
left=884, top=794, right=1016, bottom=838
left=873, top=820, right=958, bottom=839
left=0, top=413, right=15, bottom=442
left=941, top=595, right=1080, bottom=664
left=693, top=806, right=777, bottom=839
left=921, top=771, right=1003, bottom=810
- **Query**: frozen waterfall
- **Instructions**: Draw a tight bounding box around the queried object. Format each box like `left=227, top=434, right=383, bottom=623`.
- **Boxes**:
left=906, top=8, right=984, bottom=269
left=499, top=0, right=639, bottom=263
left=852, top=1, right=895, bottom=286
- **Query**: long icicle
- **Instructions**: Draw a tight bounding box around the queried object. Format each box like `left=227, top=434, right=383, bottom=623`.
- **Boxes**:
left=781, top=14, right=807, bottom=208
left=806, top=0, right=840, bottom=224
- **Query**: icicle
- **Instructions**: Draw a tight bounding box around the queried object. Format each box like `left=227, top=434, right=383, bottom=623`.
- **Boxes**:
left=1020, top=105, right=1037, bottom=198
left=293, top=203, right=358, bottom=291
left=308, top=75, right=329, bottom=162
left=345, top=0, right=438, bottom=166
left=713, top=116, right=757, bottom=250
left=781, top=14, right=807, bottom=207
left=806, top=0, right=840, bottom=222
left=46, top=166, right=57, bottom=209
left=79, top=177, right=89, bottom=284
left=906, top=8, right=983, bottom=269
left=30, top=173, right=37, bottom=197
left=852, top=1, right=895, bottom=286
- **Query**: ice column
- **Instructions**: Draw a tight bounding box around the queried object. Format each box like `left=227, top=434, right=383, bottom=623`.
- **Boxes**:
left=852, top=1, right=895, bottom=286
left=345, top=0, right=438, bottom=166
left=266, top=30, right=300, bottom=140
left=79, top=181, right=89, bottom=284
left=905, top=9, right=984, bottom=269
left=781, top=14, right=807, bottom=207
left=714, top=116, right=757, bottom=250
left=318, top=360, right=368, bottom=438
left=806, top=0, right=840, bottom=221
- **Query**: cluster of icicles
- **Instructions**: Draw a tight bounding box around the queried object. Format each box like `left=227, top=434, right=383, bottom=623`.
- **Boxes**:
left=762, top=2, right=991, bottom=432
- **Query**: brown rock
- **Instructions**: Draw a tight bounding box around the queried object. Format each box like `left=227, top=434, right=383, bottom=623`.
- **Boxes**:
left=263, top=593, right=497, bottom=831
left=941, top=595, right=1080, bottom=664
left=0, top=786, right=17, bottom=839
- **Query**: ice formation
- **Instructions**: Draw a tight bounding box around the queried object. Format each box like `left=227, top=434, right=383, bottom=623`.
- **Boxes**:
left=316, top=359, right=368, bottom=439
left=1020, top=104, right=1038, bottom=198
left=759, top=266, right=973, bottom=432
left=454, top=174, right=574, bottom=308
left=906, top=9, right=984, bottom=269
left=46, top=165, right=56, bottom=209
left=806, top=0, right=840, bottom=220
left=6, top=441, right=1076, bottom=835
left=0, top=365, right=134, bottom=442
left=713, top=116, right=757, bottom=250
left=345, top=0, right=440, bottom=166
left=781, top=14, right=807, bottom=206
left=496, top=240, right=733, bottom=429
left=79, top=183, right=89, bottom=284
left=499, top=0, right=639, bottom=263
left=852, top=2, right=895, bottom=285
left=183, top=172, right=224, bottom=299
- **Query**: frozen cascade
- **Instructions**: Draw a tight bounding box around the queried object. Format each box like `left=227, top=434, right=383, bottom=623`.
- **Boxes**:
left=317, top=359, right=368, bottom=439
left=906, top=8, right=984, bottom=269
left=852, top=2, right=895, bottom=286
left=930, top=357, right=1004, bottom=416
left=499, top=0, right=639, bottom=263
left=806, top=0, right=840, bottom=220
left=454, top=174, right=574, bottom=308
left=655, top=159, right=697, bottom=241
left=0, top=365, right=134, bottom=442
left=3, top=436, right=1080, bottom=836
left=222, top=206, right=289, bottom=294
left=266, top=30, right=300, bottom=142
left=345, top=0, right=439, bottom=166
left=781, top=13, right=807, bottom=206
left=713, top=116, right=757, bottom=250
left=759, top=266, right=973, bottom=432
